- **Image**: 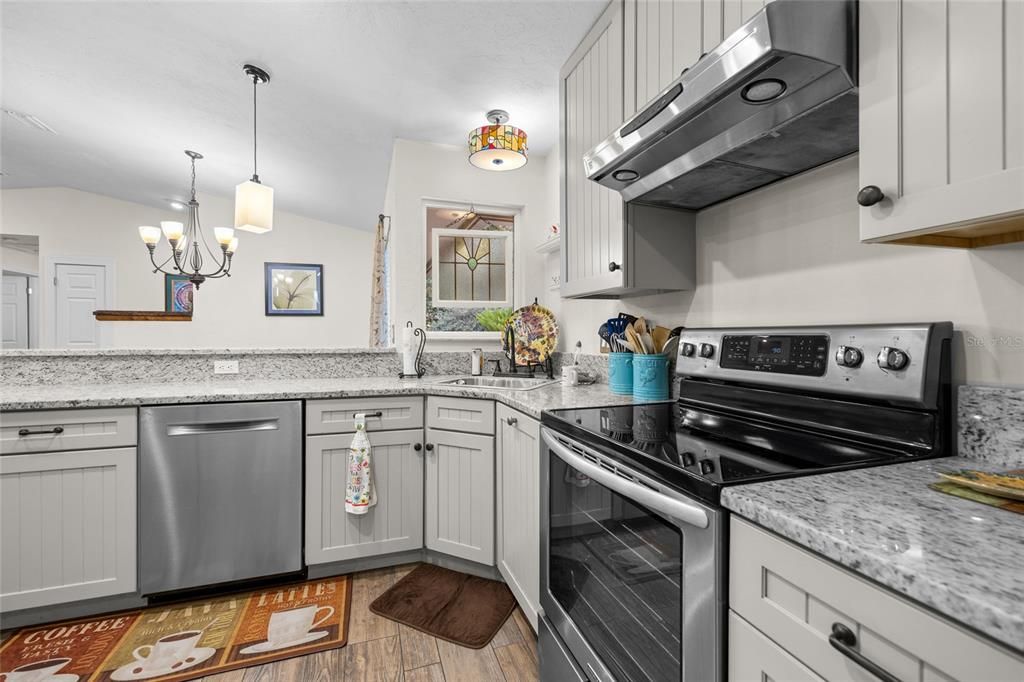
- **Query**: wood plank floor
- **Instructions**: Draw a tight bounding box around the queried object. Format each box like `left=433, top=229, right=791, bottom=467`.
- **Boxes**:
left=200, top=563, right=538, bottom=682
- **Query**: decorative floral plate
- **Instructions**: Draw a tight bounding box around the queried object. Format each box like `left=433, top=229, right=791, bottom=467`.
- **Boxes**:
left=502, top=303, right=559, bottom=366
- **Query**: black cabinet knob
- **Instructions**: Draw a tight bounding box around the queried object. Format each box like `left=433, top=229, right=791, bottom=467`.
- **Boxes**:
left=425, top=443, right=434, bottom=451
left=413, top=443, right=422, bottom=451
left=857, top=185, right=885, bottom=207
left=608, top=262, right=620, bottom=272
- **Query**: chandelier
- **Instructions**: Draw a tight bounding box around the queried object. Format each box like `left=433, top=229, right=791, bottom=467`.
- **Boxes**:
left=468, top=109, right=528, bottom=171
left=138, top=150, right=237, bottom=289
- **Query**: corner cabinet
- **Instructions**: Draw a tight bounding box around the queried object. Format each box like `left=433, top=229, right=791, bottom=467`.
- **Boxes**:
left=858, top=0, right=1024, bottom=247
left=496, top=405, right=541, bottom=630
left=424, top=427, right=495, bottom=566
left=560, top=0, right=696, bottom=298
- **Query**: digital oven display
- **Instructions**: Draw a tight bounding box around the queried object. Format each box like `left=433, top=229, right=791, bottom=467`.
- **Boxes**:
left=721, top=334, right=828, bottom=376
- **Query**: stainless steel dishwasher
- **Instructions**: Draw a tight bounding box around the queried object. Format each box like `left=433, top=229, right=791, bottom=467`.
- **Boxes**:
left=139, top=401, right=303, bottom=595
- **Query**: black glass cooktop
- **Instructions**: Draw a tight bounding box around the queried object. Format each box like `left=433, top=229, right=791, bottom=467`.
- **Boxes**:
left=541, top=400, right=914, bottom=503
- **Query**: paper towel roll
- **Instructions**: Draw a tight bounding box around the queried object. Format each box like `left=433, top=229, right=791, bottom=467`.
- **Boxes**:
left=402, top=325, right=418, bottom=375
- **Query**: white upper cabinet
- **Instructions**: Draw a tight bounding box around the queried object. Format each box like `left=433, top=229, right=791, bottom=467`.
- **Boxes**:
left=859, top=0, right=1024, bottom=247
left=560, top=0, right=697, bottom=299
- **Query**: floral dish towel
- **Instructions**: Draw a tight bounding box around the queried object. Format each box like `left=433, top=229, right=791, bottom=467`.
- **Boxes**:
left=345, top=413, right=377, bottom=514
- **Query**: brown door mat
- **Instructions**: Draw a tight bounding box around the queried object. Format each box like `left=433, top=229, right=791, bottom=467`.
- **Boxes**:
left=369, top=563, right=516, bottom=649
left=0, top=576, right=351, bottom=682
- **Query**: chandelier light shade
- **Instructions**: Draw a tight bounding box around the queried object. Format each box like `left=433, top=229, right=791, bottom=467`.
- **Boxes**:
left=137, top=150, right=237, bottom=289
left=235, top=64, right=274, bottom=234
left=468, top=109, right=528, bottom=171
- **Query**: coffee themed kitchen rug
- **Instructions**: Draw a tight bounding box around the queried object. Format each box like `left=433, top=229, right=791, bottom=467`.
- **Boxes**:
left=0, top=576, right=351, bottom=681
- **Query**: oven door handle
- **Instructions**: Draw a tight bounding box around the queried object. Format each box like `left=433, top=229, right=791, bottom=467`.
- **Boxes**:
left=542, top=428, right=709, bottom=529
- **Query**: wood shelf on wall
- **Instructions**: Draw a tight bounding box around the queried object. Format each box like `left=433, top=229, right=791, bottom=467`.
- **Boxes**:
left=93, top=310, right=193, bottom=322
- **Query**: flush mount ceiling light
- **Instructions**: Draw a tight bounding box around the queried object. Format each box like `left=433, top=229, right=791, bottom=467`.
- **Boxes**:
left=138, top=150, right=238, bottom=289
left=234, top=64, right=274, bottom=234
left=468, top=109, right=528, bottom=171
left=741, top=78, right=787, bottom=103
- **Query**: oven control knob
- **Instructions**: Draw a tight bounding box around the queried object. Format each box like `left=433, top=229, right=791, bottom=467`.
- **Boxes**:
left=835, top=346, right=863, bottom=368
left=877, top=347, right=909, bottom=371
left=681, top=452, right=696, bottom=467
left=681, top=342, right=696, bottom=357
left=699, top=343, right=715, bottom=359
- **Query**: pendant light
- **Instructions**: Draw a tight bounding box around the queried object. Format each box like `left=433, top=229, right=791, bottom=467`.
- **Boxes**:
left=234, top=64, right=274, bottom=234
left=468, top=109, right=528, bottom=171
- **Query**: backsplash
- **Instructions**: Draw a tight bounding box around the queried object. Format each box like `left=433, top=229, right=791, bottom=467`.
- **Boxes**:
left=957, top=385, right=1024, bottom=467
left=1, top=348, right=507, bottom=386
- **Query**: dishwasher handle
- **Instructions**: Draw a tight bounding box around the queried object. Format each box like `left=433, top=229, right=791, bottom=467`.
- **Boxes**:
left=167, top=418, right=280, bottom=436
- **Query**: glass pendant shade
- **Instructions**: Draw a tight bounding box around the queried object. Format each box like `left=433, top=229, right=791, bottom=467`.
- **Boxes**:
left=234, top=179, right=274, bottom=233
left=161, top=221, right=184, bottom=242
left=213, top=226, right=235, bottom=245
left=138, top=225, right=161, bottom=245
left=468, top=124, right=528, bottom=171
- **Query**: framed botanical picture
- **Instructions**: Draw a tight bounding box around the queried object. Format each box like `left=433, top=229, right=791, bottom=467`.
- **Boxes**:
left=164, top=274, right=193, bottom=313
left=265, top=262, right=323, bottom=316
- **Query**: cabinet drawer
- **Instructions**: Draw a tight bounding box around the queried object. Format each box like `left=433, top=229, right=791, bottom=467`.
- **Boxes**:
left=426, top=396, right=494, bottom=435
left=306, top=397, right=423, bottom=435
left=0, top=408, right=137, bottom=455
left=729, top=610, right=824, bottom=682
left=730, top=517, right=1024, bottom=682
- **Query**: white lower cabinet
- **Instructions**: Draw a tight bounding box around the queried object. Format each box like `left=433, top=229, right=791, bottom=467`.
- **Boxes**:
left=424, top=427, right=494, bottom=565
left=496, top=405, right=540, bottom=630
left=305, top=429, right=425, bottom=564
left=729, top=611, right=824, bottom=682
left=0, top=447, right=137, bottom=611
left=729, top=517, right=1024, bottom=682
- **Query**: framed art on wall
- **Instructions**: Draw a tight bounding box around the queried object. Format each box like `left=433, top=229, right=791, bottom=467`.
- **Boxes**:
left=164, top=274, right=193, bottom=313
left=265, top=262, right=323, bottom=316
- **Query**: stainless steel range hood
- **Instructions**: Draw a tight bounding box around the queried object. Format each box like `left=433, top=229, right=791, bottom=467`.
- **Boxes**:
left=584, top=0, right=857, bottom=211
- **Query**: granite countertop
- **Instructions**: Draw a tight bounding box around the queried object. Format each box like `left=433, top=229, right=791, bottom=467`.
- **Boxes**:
left=722, top=456, right=1024, bottom=653
left=0, top=376, right=636, bottom=419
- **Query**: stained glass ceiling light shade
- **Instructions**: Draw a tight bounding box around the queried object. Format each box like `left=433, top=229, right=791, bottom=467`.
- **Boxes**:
left=468, top=109, right=528, bottom=171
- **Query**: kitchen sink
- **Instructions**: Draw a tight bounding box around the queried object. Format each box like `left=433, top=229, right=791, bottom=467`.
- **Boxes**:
left=438, top=376, right=560, bottom=391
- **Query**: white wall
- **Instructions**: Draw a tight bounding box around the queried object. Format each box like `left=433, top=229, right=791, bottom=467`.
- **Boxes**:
left=384, top=139, right=553, bottom=350
left=543, top=153, right=1024, bottom=386
left=0, top=187, right=373, bottom=349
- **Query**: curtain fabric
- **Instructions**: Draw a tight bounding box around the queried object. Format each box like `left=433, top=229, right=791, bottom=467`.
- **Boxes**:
left=368, top=215, right=390, bottom=347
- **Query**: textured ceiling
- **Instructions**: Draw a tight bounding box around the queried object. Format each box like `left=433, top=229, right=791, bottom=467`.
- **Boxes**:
left=0, top=0, right=606, bottom=229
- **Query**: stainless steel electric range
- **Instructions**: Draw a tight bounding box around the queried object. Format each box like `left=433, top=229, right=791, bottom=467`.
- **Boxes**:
left=538, top=323, right=953, bottom=682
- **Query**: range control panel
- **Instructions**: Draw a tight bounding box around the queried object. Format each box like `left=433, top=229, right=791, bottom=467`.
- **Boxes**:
left=720, top=334, right=829, bottom=376
left=676, top=323, right=953, bottom=406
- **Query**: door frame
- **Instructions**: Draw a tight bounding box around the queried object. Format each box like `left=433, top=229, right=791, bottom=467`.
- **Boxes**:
left=44, top=255, right=116, bottom=348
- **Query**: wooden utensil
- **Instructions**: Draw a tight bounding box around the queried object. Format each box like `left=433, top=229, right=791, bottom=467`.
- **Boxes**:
left=652, top=326, right=671, bottom=353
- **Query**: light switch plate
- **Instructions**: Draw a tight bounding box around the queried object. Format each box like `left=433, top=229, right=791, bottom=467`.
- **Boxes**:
left=214, top=360, right=239, bottom=375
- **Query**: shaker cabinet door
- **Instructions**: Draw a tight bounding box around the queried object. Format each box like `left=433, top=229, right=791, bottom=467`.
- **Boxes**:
left=305, top=430, right=425, bottom=565
left=858, top=0, right=1024, bottom=245
left=496, top=405, right=541, bottom=630
left=424, top=428, right=495, bottom=565
left=0, top=447, right=137, bottom=611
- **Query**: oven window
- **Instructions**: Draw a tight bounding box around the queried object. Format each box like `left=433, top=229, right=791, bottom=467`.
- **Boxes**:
left=549, top=457, right=682, bottom=681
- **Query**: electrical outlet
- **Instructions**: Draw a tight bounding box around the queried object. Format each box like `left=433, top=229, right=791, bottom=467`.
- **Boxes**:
left=214, top=360, right=239, bottom=375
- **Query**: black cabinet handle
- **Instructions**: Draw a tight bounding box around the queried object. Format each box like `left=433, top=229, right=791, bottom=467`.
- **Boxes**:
left=425, top=443, right=434, bottom=451
left=857, top=185, right=885, bottom=207
left=608, top=262, right=620, bottom=272
left=506, top=417, right=518, bottom=426
left=413, top=443, right=422, bottom=451
left=18, top=426, right=64, bottom=437
left=828, top=623, right=900, bottom=682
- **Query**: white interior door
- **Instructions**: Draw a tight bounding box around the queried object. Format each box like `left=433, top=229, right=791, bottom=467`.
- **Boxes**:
left=2, top=274, right=29, bottom=349
left=54, top=263, right=106, bottom=348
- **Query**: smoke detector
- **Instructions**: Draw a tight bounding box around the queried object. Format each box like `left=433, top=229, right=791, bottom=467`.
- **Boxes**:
left=3, top=109, right=57, bottom=134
